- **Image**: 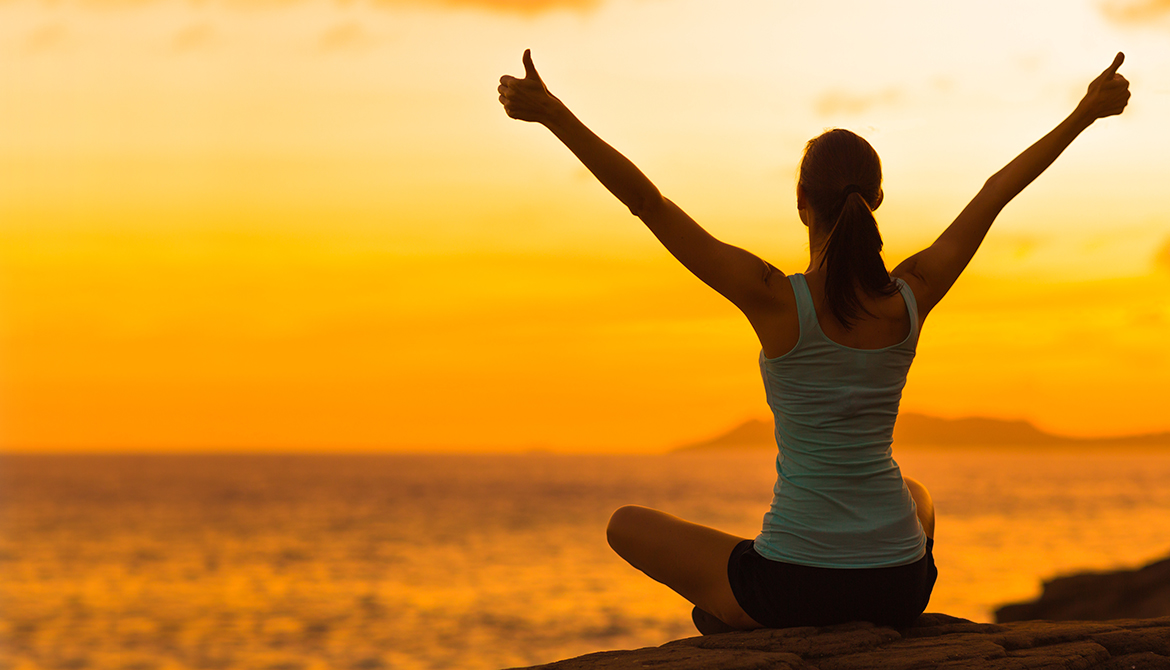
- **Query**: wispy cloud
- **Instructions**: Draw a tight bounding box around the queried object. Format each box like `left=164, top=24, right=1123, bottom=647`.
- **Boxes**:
left=814, top=87, right=903, bottom=117
left=1009, top=236, right=1040, bottom=261
left=24, top=23, right=68, bottom=53
left=1100, top=0, right=1170, bottom=22
left=401, top=0, right=600, bottom=13
left=319, top=22, right=377, bottom=52
left=1155, top=235, right=1170, bottom=272
left=173, top=23, right=215, bottom=52
left=18, top=0, right=602, bottom=14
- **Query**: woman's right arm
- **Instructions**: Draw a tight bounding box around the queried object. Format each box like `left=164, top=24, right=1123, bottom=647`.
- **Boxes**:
left=498, top=50, right=784, bottom=318
left=892, top=53, right=1131, bottom=320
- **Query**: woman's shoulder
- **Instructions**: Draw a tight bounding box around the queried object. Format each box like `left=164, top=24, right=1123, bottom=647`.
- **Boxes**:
left=890, top=259, right=935, bottom=323
left=748, top=265, right=801, bottom=359
left=761, top=263, right=799, bottom=309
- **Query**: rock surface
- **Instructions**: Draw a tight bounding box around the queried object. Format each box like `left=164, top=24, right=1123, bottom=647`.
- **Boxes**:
left=511, top=613, right=1170, bottom=670
left=997, top=556, right=1170, bottom=622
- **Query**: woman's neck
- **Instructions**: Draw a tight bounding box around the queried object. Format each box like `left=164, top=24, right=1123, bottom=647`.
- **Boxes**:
left=803, top=210, right=830, bottom=273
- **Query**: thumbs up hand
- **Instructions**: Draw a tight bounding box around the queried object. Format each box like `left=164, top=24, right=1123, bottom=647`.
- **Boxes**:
left=499, top=49, right=565, bottom=124
left=1076, top=52, right=1131, bottom=122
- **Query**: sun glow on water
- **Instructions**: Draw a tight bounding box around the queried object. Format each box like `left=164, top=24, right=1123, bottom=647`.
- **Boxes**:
left=3, top=450, right=1169, bottom=669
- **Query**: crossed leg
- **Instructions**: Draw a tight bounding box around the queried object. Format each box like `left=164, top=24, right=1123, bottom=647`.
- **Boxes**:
left=606, top=476, right=935, bottom=632
left=606, top=505, right=762, bottom=630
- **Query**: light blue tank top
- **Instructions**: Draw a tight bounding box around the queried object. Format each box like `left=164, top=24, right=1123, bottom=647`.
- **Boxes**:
left=754, top=273, right=927, bottom=568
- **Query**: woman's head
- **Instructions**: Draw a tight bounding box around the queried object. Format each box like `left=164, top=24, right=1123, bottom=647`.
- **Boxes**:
left=797, top=129, right=895, bottom=328
left=798, top=128, right=882, bottom=217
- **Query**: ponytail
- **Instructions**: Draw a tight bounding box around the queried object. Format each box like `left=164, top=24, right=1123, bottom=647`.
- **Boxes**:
left=821, top=190, right=896, bottom=327
left=798, top=129, right=896, bottom=328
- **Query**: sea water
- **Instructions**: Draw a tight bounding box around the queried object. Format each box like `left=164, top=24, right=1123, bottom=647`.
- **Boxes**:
left=2, top=449, right=1170, bottom=670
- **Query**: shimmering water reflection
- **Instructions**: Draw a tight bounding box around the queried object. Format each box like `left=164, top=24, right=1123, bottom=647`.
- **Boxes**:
left=2, top=450, right=1169, bottom=670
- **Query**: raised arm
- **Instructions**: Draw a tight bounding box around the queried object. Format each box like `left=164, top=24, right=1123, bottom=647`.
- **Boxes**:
left=498, top=50, right=782, bottom=316
left=893, top=53, right=1131, bottom=318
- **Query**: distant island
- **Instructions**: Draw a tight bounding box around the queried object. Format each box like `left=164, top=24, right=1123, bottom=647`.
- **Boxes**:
left=673, top=414, right=1170, bottom=452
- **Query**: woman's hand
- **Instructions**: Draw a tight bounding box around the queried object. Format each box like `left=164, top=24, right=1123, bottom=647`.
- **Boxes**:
left=1075, top=52, right=1131, bottom=122
left=498, top=49, right=566, bottom=125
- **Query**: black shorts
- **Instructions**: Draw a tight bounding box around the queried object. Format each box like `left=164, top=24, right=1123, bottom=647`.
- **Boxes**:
left=727, top=538, right=937, bottom=629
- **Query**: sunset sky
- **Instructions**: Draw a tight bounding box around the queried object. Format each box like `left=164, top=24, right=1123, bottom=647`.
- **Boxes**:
left=1, top=0, right=1169, bottom=452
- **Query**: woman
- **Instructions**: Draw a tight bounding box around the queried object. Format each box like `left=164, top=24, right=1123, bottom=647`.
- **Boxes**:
left=497, top=51, right=1130, bottom=632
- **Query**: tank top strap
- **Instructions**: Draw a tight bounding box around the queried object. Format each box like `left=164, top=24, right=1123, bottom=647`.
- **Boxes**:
left=894, top=277, right=921, bottom=347
left=787, top=273, right=820, bottom=338
left=789, top=273, right=921, bottom=348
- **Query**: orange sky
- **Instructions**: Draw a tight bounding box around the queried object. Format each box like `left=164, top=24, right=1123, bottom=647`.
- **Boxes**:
left=2, top=0, right=1169, bottom=452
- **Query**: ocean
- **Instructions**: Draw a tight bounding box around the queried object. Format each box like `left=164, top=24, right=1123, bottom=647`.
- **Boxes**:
left=2, top=449, right=1170, bottom=670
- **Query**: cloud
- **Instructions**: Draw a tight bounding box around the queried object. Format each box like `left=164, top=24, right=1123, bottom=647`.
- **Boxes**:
left=34, top=0, right=602, bottom=14
left=1100, top=0, right=1170, bottom=23
left=930, top=76, right=954, bottom=93
left=1155, top=235, right=1170, bottom=273
left=1013, top=53, right=1044, bottom=73
left=371, top=0, right=600, bottom=14
left=24, top=23, right=68, bottom=53
left=814, top=87, right=903, bottom=117
left=401, top=0, right=600, bottom=13
left=1009, top=236, right=1040, bottom=261
left=319, top=22, right=377, bottom=52
left=173, top=23, right=215, bottom=52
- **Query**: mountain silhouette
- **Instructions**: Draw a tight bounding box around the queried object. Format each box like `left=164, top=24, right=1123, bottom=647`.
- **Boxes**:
left=673, top=414, right=1170, bottom=452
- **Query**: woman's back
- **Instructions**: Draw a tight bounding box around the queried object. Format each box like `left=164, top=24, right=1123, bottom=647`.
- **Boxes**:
left=757, top=269, right=914, bottom=358
left=755, top=273, right=926, bottom=569
left=804, top=270, right=913, bottom=350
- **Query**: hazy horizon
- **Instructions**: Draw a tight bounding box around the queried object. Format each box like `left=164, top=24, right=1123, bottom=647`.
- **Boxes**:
left=4, top=411, right=1170, bottom=454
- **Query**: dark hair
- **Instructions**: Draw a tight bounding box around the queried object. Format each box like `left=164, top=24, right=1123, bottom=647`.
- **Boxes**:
left=798, top=128, right=896, bottom=328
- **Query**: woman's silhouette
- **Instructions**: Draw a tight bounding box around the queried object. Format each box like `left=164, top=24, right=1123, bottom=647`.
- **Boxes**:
left=498, top=51, right=1130, bottom=632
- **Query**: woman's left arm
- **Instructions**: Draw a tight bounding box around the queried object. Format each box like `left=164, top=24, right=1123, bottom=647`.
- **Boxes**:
left=892, top=53, right=1131, bottom=319
left=498, top=50, right=782, bottom=315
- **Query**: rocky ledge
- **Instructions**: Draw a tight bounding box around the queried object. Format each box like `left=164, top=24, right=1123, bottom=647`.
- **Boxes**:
left=512, top=613, right=1170, bottom=670
left=997, top=556, right=1170, bottom=622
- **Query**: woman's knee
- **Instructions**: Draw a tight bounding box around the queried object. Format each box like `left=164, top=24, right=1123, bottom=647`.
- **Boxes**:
left=606, top=505, right=649, bottom=554
left=904, top=477, right=935, bottom=539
